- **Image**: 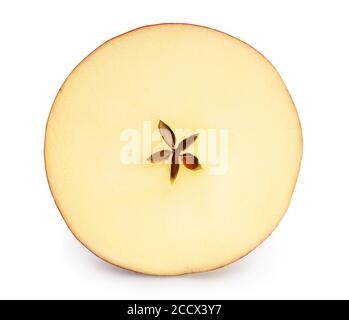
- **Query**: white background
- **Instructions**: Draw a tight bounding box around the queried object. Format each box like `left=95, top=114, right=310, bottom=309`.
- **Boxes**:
left=0, top=0, right=348, bottom=300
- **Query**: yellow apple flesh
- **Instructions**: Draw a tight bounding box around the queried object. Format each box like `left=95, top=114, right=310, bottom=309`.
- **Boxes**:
left=45, top=24, right=302, bottom=275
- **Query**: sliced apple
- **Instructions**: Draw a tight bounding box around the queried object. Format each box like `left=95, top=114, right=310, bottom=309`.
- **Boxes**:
left=45, top=24, right=302, bottom=275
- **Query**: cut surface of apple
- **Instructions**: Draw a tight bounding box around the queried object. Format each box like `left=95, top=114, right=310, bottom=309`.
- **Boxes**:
left=45, top=24, right=302, bottom=275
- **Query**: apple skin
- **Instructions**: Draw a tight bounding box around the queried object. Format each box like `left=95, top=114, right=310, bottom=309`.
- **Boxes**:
left=44, top=23, right=303, bottom=276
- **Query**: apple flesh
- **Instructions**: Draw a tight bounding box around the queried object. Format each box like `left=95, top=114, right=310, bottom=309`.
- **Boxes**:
left=45, top=24, right=302, bottom=275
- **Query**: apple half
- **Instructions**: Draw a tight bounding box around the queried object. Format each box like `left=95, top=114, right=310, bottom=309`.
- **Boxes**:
left=45, top=24, right=302, bottom=275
